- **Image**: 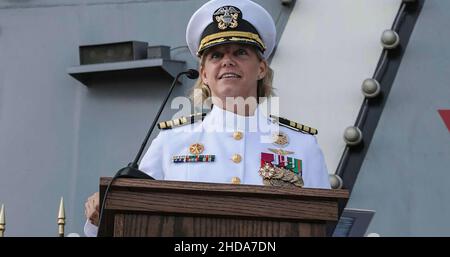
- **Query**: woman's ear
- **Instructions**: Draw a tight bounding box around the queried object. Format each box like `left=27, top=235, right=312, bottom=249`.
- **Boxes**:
left=200, top=65, right=208, bottom=85
left=258, top=60, right=268, bottom=79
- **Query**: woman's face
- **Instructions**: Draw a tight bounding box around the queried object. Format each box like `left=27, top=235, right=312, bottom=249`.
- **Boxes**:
left=200, top=43, right=267, bottom=102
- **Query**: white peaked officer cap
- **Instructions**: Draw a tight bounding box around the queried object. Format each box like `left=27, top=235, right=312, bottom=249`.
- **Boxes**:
left=186, top=0, right=277, bottom=59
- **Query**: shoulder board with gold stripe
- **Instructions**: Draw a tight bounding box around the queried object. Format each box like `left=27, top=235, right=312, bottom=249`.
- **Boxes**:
left=269, top=114, right=318, bottom=135
left=158, top=113, right=207, bottom=130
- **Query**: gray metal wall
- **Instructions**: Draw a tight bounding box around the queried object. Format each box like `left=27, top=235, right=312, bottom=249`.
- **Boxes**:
left=0, top=0, right=289, bottom=236
left=270, top=0, right=401, bottom=176
left=347, top=0, right=450, bottom=236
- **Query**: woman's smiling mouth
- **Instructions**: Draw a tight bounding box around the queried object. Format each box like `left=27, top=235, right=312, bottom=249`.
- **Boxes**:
left=219, top=72, right=242, bottom=79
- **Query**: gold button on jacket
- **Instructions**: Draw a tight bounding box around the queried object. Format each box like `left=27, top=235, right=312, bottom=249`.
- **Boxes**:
left=233, top=131, right=243, bottom=140
left=231, top=177, right=241, bottom=184
left=232, top=154, right=242, bottom=163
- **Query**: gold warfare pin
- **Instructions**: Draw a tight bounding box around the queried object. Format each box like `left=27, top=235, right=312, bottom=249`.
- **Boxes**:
left=189, top=143, right=204, bottom=155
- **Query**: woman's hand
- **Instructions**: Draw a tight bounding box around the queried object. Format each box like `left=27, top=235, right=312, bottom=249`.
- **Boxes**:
left=85, top=192, right=100, bottom=226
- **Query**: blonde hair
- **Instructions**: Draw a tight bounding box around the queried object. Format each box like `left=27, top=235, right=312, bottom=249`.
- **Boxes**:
left=189, top=49, right=274, bottom=109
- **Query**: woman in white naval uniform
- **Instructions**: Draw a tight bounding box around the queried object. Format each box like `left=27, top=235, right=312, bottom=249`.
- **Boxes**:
left=84, top=0, right=330, bottom=237
left=142, top=105, right=330, bottom=188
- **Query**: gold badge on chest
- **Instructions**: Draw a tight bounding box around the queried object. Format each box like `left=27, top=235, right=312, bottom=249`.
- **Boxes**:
left=272, top=132, right=289, bottom=148
left=189, top=143, right=204, bottom=155
left=268, top=148, right=295, bottom=156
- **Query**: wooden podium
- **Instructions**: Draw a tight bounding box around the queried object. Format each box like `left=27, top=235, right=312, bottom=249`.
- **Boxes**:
left=97, top=177, right=348, bottom=237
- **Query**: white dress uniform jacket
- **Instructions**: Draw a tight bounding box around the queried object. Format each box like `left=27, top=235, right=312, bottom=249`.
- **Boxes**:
left=84, top=105, right=330, bottom=236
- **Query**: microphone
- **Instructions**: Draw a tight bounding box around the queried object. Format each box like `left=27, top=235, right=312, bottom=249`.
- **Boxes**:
left=96, top=69, right=199, bottom=236
left=185, top=69, right=200, bottom=79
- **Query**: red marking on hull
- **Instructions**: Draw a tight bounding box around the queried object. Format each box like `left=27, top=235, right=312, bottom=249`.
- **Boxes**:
left=438, top=110, right=450, bottom=132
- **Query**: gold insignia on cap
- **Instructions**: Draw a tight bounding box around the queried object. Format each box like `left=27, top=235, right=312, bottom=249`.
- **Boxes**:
left=214, top=6, right=240, bottom=30
left=272, top=132, right=289, bottom=147
left=189, top=143, right=204, bottom=155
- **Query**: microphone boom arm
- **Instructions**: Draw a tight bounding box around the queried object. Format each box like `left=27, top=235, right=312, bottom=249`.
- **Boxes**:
left=131, top=72, right=185, bottom=168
